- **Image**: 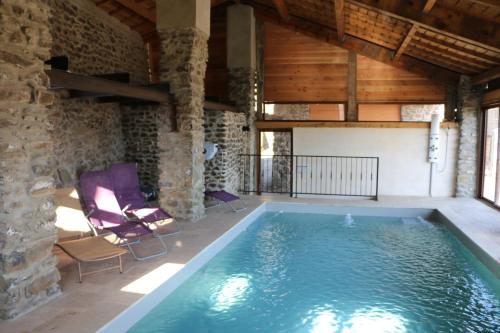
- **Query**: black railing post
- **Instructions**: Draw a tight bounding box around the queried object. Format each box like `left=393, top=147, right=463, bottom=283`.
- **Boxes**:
left=289, top=154, right=293, bottom=197
left=375, top=157, right=380, bottom=201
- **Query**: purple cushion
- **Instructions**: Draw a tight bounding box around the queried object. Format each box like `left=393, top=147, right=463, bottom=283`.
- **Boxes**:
left=109, top=163, right=146, bottom=209
left=80, top=170, right=126, bottom=228
left=128, top=207, right=172, bottom=223
left=109, top=222, right=151, bottom=238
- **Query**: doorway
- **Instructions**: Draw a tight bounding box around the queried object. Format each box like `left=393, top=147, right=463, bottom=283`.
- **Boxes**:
left=481, top=106, right=500, bottom=207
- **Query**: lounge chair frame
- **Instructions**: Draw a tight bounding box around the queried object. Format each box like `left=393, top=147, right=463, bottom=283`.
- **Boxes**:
left=84, top=209, right=169, bottom=261
left=205, top=191, right=247, bottom=212
left=55, top=237, right=127, bottom=283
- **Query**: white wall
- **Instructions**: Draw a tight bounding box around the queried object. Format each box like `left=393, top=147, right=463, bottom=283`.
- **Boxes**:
left=293, top=127, right=458, bottom=197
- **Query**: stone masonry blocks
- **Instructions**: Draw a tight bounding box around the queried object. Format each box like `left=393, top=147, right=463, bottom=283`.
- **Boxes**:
left=0, top=0, right=60, bottom=319
left=204, top=109, right=246, bottom=193
left=157, top=28, right=208, bottom=221
left=456, top=75, right=481, bottom=197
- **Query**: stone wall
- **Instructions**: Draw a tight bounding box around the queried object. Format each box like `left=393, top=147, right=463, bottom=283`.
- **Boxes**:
left=49, top=0, right=148, bottom=84
left=0, top=0, right=153, bottom=319
left=456, top=76, right=481, bottom=197
left=122, top=103, right=174, bottom=189
left=0, top=0, right=60, bottom=319
left=157, top=28, right=208, bottom=221
left=48, top=0, right=149, bottom=184
left=266, top=104, right=309, bottom=120
left=204, top=109, right=246, bottom=193
left=401, top=104, right=444, bottom=122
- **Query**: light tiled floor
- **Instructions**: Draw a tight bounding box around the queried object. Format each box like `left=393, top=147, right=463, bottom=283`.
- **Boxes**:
left=0, top=196, right=498, bottom=333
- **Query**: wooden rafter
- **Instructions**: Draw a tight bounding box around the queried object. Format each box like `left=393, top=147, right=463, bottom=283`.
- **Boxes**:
left=211, top=0, right=228, bottom=7
left=393, top=24, right=418, bottom=61
left=350, top=0, right=500, bottom=51
left=422, top=0, right=437, bottom=13
left=334, top=0, right=345, bottom=42
left=412, top=32, right=500, bottom=65
left=114, top=0, right=155, bottom=22
left=272, top=0, right=290, bottom=21
left=252, top=4, right=460, bottom=85
left=467, top=0, right=500, bottom=8
left=472, top=66, right=500, bottom=85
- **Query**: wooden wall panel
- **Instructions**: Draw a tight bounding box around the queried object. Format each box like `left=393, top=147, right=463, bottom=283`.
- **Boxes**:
left=205, top=9, right=228, bottom=99
left=357, top=55, right=446, bottom=103
left=264, top=23, right=348, bottom=102
left=309, top=104, right=345, bottom=120
left=358, top=104, right=401, bottom=121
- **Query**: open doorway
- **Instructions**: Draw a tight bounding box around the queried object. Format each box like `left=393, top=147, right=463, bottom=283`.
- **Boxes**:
left=259, top=130, right=293, bottom=194
left=481, top=106, right=499, bottom=207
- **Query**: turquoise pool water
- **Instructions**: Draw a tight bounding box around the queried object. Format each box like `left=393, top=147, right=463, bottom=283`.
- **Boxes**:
left=129, top=212, right=500, bottom=333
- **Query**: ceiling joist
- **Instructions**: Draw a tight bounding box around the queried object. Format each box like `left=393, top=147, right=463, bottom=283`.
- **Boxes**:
left=272, top=0, right=290, bottom=21
left=422, top=0, right=437, bottom=13
left=350, top=0, right=500, bottom=51
left=114, top=0, right=155, bottom=22
left=393, top=24, right=418, bottom=61
left=334, top=0, right=345, bottom=42
left=472, top=66, right=500, bottom=85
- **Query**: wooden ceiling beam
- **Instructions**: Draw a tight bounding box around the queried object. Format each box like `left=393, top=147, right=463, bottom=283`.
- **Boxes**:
left=466, top=0, right=500, bottom=8
left=47, top=69, right=170, bottom=102
left=413, top=32, right=500, bottom=65
left=422, top=0, right=437, bottom=13
left=472, top=66, right=500, bottom=85
left=272, top=0, right=290, bottom=21
left=211, top=0, right=229, bottom=7
left=252, top=5, right=460, bottom=86
left=393, top=24, right=418, bottom=61
left=334, top=0, right=345, bottom=42
left=349, top=0, right=500, bottom=51
left=114, top=0, right=155, bottom=22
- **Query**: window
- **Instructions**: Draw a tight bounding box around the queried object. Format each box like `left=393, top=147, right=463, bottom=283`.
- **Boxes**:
left=357, top=104, right=445, bottom=122
left=358, top=104, right=401, bottom=121
left=264, top=103, right=345, bottom=121
left=481, top=107, right=499, bottom=206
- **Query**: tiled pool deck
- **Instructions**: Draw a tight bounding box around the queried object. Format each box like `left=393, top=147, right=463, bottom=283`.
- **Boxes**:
left=1, top=196, right=498, bottom=333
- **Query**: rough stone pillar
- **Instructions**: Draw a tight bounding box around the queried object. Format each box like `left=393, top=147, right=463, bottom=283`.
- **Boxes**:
left=227, top=4, right=258, bottom=190
left=204, top=110, right=246, bottom=194
left=0, top=0, right=60, bottom=319
left=456, top=75, right=481, bottom=197
left=156, top=0, right=209, bottom=221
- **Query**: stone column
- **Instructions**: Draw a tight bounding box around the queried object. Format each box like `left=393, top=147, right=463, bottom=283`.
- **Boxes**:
left=456, top=75, right=481, bottom=197
left=156, top=0, right=210, bottom=221
left=227, top=4, right=258, bottom=190
left=0, top=0, right=60, bottom=319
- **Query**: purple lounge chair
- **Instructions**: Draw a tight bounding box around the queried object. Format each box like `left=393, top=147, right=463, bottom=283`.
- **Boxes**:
left=79, top=170, right=168, bottom=260
left=109, top=163, right=179, bottom=235
left=205, top=190, right=247, bottom=212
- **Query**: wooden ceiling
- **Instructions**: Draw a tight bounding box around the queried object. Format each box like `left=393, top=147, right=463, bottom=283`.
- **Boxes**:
left=92, top=0, right=500, bottom=85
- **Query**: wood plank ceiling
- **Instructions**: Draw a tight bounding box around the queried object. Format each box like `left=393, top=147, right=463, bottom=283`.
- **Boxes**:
left=92, top=0, right=500, bottom=85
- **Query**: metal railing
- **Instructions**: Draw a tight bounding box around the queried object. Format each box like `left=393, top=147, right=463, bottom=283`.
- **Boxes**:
left=239, top=154, right=379, bottom=199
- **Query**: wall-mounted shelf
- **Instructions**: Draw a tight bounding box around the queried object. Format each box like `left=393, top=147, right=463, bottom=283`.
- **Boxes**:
left=46, top=69, right=171, bottom=103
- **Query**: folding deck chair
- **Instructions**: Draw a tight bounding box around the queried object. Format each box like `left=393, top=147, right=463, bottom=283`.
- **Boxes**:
left=56, top=237, right=128, bottom=282
left=79, top=170, right=168, bottom=260
left=54, top=187, right=128, bottom=282
left=205, top=190, right=247, bottom=212
left=109, top=163, right=180, bottom=236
